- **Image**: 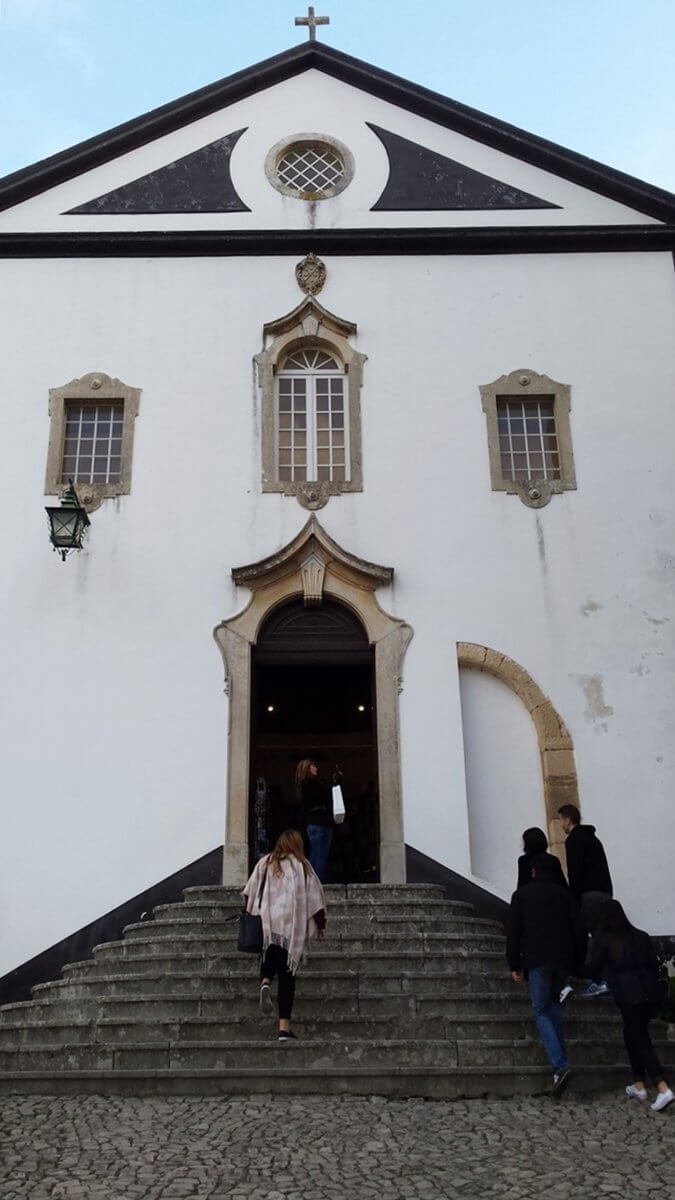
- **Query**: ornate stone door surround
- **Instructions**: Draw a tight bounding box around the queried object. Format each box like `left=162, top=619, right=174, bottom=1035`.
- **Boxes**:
left=213, top=517, right=412, bottom=885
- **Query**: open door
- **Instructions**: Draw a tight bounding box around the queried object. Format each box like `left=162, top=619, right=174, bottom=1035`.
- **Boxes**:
left=250, top=597, right=379, bottom=882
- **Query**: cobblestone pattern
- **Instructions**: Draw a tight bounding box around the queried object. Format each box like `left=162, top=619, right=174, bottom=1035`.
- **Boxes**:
left=1, top=1091, right=672, bottom=1199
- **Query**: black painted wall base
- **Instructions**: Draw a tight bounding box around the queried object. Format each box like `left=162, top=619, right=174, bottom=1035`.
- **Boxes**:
left=0, top=847, right=223, bottom=1006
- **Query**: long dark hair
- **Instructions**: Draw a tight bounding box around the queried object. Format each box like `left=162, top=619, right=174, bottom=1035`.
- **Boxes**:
left=522, top=827, right=548, bottom=855
left=593, top=900, right=646, bottom=962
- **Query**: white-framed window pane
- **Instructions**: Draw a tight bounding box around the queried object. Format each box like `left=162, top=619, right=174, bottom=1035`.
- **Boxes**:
left=61, top=401, right=124, bottom=484
left=276, top=358, right=349, bottom=483
left=496, top=396, right=560, bottom=482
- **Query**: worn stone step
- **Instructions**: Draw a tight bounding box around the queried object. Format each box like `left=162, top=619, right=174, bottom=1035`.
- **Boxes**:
left=4, top=1034, right=669, bottom=1076
left=0, top=1062, right=654, bottom=1100
left=455, top=1036, right=673, bottom=1069
left=142, top=910, right=499, bottom=937
left=89, top=943, right=506, bottom=973
left=0, top=1038, right=463, bottom=1072
left=18, top=991, right=485, bottom=1023
left=183, top=884, right=448, bottom=905
left=0, top=1010, right=638, bottom=1050
left=118, top=924, right=504, bottom=957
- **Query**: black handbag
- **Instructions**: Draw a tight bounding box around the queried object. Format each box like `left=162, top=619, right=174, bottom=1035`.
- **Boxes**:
left=237, top=866, right=267, bottom=953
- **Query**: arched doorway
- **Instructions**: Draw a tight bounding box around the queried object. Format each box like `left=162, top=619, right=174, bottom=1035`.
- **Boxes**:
left=251, top=597, right=379, bottom=881
left=213, top=516, right=412, bottom=886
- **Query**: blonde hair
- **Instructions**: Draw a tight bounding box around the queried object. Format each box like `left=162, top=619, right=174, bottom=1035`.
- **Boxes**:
left=268, top=829, right=309, bottom=878
left=295, top=757, right=316, bottom=800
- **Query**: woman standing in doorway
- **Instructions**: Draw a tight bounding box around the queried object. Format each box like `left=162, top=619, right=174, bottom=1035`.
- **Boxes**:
left=243, top=829, right=326, bottom=1041
left=296, top=758, right=333, bottom=882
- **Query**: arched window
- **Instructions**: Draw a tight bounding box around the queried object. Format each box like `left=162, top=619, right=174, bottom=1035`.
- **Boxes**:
left=256, top=294, right=366, bottom=510
left=277, top=346, right=349, bottom=484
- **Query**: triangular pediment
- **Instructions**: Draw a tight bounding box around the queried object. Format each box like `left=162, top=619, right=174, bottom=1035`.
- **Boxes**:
left=1, top=43, right=674, bottom=241
left=232, top=516, right=393, bottom=596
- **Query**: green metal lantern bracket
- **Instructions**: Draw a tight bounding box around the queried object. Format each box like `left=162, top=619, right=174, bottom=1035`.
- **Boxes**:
left=45, top=481, right=91, bottom=562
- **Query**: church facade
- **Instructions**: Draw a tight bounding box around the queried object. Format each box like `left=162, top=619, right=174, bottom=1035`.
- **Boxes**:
left=1, top=41, right=674, bottom=977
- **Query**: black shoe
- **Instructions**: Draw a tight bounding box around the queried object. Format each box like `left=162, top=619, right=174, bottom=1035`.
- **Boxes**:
left=552, top=1066, right=572, bottom=1098
left=278, top=1029, right=298, bottom=1041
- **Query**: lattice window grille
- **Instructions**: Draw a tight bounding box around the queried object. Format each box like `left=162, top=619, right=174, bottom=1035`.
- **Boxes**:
left=61, top=401, right=124, bottom=484
left=277, top=357, right=349, bottom=482
left=497, top=396, right=560, bottom=482
left=276, top=144, right=345, bottom=197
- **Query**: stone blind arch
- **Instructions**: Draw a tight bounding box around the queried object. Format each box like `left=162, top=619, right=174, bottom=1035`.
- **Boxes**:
left=457, top=642, right=579, bottom=858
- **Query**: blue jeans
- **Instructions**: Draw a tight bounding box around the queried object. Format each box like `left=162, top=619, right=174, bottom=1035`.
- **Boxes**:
left=527, top=966, right=569, bottom=1072
left=306, top=825, right=332, bottom=882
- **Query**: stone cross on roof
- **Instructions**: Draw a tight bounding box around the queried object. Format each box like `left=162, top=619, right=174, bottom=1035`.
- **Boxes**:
left=295, top=6, right=330, bottom=42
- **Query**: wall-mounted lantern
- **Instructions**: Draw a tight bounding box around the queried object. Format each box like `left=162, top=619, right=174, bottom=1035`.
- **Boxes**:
left=45, top=481, right=90, bottom=561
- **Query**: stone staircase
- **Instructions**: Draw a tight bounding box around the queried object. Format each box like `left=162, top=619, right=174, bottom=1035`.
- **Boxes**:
left=0, top=884, right=671, bottom=1097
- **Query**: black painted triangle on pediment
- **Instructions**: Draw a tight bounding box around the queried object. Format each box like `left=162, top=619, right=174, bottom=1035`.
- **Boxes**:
left=368, top=124, right=559, bottom=212
left=66, top=129, right=249, bottom=214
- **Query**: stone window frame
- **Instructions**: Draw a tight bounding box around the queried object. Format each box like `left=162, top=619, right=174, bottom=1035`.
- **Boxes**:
left=264, top=133, right=354, bottom=201
left=45, top=372, right=141, bottom=511
left=255, top=296, right=366, bottom=511
left=480, top=368, right=576, bottom=508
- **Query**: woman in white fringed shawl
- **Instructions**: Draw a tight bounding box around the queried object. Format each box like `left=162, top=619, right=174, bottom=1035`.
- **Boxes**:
left=243, top=829, right=327, bottom=1041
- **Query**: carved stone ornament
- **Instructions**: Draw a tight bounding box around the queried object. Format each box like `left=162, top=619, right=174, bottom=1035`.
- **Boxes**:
left=515, top=479, right=555, bottom=509
left=300, top=553, right=326, bottom=605
left=295, top=253, right=327, bottom=296
left=294, top=480, right=342, bottom=510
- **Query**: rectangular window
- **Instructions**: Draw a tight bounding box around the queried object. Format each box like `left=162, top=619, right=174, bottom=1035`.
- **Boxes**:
left=497, top=396, right=560, bottom=483
left=61, top=401, right=124, bottom=485
left=277, top=375, right=349, bottom=482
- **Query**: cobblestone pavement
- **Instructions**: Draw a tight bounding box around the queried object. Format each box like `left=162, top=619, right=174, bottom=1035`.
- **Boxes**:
left=0, top=1091, right=672, bottom=1200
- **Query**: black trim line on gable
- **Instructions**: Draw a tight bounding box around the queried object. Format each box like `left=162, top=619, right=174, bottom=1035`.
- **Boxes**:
left=1, top=43, right=675, bottom=223
left=0, top=225, right=674, bottom=259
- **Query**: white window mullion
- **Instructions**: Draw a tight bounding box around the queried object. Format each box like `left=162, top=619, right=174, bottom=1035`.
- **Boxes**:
left=307, top=377, right=318, bottom=479
left=73, top=405, right=83, bottom=481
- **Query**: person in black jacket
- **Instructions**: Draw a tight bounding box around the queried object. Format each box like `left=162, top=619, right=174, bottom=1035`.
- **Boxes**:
left=558, top=804, right=613, bottom=920
left=558, top=804, right=613, bottom=997
left=517, top=827, right=567, bottom=890
left=295, top=758, right=333, bottom=882
left=586, top=900, right=672, bottom=1111
left=507, top=853, right=587, bottom=1097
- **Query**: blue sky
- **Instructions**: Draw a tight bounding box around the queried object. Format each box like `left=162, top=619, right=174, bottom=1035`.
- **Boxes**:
left=1, top=0, right=674, bottom=192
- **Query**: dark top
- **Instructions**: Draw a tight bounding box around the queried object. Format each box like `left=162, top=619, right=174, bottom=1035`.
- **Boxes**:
left=302, top=776, right=333, bottom=830
left=564, top=824, right=613, bottom=902
left=506, top=878, right=587, bottom=974
left=517, top=851, right=567, bottom=890
left=586, top=928, right=666, bottom=1007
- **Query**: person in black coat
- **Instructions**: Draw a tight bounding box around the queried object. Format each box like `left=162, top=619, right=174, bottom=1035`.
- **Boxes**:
left=506, top=853, right=587, bottom=1097
left=295, top=757, right=333, bottom=882
left=586, top=900, right=673, bottom=1112
left=517, top=827, right=567, bottom=890
left=558, top=804, right=613, bottom=927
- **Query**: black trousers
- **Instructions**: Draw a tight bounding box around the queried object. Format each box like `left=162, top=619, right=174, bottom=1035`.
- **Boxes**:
left=261, top=944, right=296, bottom=1021
left=617, top=1001, right=665, bottom=1085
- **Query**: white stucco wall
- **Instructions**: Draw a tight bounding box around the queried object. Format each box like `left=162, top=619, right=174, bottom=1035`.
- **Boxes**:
left=1, top=66, right=674, bottom=972
left=459, top=668, right=544, bottom=900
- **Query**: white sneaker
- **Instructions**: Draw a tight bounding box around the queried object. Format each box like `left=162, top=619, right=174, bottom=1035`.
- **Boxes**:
left=625, top=1084, right=647, bottom=1100
left=259, top=982, right=274, bottom=1015
left=559, top=985, right=574, bottom=1005
left=651, top=1088, right=674, bottom=1112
